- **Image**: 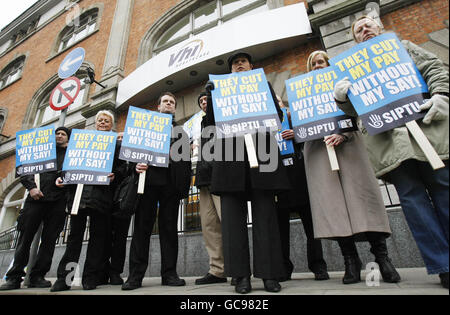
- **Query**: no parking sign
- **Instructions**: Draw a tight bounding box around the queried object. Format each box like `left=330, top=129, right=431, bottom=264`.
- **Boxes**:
left=49, top=77, right=81, bottom=111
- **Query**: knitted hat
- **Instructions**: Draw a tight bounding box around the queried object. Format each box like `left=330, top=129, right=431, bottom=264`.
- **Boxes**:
left=55, top=126, right=71, bottom=139
left=198, top=92, right=207, bottom=108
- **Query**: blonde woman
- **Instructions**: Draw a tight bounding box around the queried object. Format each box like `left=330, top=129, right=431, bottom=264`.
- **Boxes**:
left=304, top=51, right=400, bottom=284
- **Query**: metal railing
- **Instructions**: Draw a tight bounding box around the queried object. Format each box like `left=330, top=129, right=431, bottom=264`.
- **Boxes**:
left=0, top=226, right=19, bottom=251
left=0, top=178, right=400, bottom=251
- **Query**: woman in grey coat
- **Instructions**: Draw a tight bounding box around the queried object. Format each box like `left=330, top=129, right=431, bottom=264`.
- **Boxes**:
left=304, top=50, right=400, bottom=284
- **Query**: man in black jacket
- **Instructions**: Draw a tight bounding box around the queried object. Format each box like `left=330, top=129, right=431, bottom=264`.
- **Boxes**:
left=0, top=127, right=70, bottom=291
left=122, top=92, right=192, bottom=290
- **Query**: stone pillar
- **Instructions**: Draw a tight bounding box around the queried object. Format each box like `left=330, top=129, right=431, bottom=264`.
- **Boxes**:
left=308, top=0, right=382, bottom=57
left=82, top=0, right=134, bottom=129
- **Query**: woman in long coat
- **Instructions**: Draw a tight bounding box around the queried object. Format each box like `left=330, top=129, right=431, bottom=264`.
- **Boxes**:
left=304, top=51, right=400, bottom=284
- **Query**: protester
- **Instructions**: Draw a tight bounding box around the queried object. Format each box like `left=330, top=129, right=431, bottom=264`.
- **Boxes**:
left=99, top=131, right=132, bottom=286
left=0, top=127, right=70, bottom=291
left=304, top=50, right=401, bottom=284
left=334, top=16, right=449, bottom=289
left=122, top=92, right=191, bottom=290
left=50, top=110, right=124, bottom=292
left=203, top=52, right=289, bottom=294
left=275, top=96, right=330, bottom=282
left=194, top=92, right=227, bottom=285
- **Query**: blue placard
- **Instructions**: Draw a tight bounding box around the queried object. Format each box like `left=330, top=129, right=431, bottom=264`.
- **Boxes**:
left=329, top=33, right=428, bottom=135
left=285, top=67, right=357, bottom=143
left=58, top=47, right=85, bottom=79
left=209, top=68, right=281, bottom=138
left=275, top=108, right=295, bottom=156
left=183, top=110, right=205, bottom=141
left=16, top=126, right=57, bottom=176
left=62, top=129, right=117, bottom=185
left=119, top=106, right=173, bottom=168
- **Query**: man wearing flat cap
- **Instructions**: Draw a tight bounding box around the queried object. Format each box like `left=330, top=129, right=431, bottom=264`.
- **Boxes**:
left=203, top=51, right=289, bottom=294
left=0, top=126, right=71, bottom=290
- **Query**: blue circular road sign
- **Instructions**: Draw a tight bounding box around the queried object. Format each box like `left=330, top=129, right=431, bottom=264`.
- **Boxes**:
left=58, top=47, right=85, bottom=79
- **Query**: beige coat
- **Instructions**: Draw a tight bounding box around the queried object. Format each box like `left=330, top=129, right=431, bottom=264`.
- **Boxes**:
left=304, top=131, right=391, bottom=239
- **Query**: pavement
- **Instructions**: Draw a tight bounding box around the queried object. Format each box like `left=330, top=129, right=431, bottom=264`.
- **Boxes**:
left=0, top=268, right=448, bottom=295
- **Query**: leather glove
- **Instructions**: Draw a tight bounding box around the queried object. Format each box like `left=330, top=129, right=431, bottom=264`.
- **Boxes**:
left=334, top=77, right=352, bottom=103
left=419, top=94, right=449, bottom=124
left=205, top=80, right=215, bottom=93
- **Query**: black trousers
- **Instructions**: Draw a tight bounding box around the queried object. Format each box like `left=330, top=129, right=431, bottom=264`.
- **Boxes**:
left=104, top=215, right=132, bottom=275
left=56, top=208, right=110, bottom=286
left=221, top=190, right=285, bottom=279
left=276, top=204, right=327, bottom=276
left=128, top=185, right=181, bottom=282
left=6, top=199, right=67, bottom=281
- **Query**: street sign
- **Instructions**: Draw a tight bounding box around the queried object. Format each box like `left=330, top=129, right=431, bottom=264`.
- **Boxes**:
left=58, top=47, right=85, bottom=79
left=49, top=77, right=81, bottom=111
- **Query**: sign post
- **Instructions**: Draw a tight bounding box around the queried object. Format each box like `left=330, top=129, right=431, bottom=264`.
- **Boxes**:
left=24, top=48, right=84, bottom=286
left=58, top=47, right=85, bottom=79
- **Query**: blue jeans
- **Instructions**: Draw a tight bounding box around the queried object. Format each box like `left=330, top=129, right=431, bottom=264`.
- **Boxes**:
left=386, top=159, right=449, bottom=274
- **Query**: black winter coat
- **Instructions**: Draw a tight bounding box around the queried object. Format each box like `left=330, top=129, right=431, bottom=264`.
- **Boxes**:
left=204, top=82, right=290, bottom=195
left=276, top=143, right=310, bottom=209
left=194, top=117, right=213, bottom=188
left=20, top=145, right=67, bottom=203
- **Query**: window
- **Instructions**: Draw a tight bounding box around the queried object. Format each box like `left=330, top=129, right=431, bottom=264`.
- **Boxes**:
left=33, top=77, right=90, bottom=127
left=0, top=56, right=25, bottom=89
left=0, top=108, right=7, bottom=140
left=58, top=10, right=98, bottom=53
left=153, top=0, right=267, bottom=55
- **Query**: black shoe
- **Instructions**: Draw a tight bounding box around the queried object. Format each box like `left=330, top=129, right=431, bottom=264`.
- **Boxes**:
left=277, top=274, right=291, bottom=282
left=82, top=283, right=97, bottom=290
left=376, top=257, right=401, bottom=283
left=0, top=279, right=21, bottom=291
left=343, top=255, right=362, bottom=284
left=28, top=276, right=52, bottom=288
left=50, top=279, right=71, bottom=292
left=195, top=273, right=227, bottom=285
left=109, top=273, right=124, bottom=285
left=162, top=275, right=186, bottom=286
left=314, top=270, right=330, bottom=281
left=263, top=279, right=281, bottom=293
left=439, top=272, right=449, bottom=289
left=122, top=281, right=142, bottom=291
left=235, top=277, right=251, bottom=294
left=230, top=277, right=237, bottom=286
left=97, top=275, right=109, bottom=286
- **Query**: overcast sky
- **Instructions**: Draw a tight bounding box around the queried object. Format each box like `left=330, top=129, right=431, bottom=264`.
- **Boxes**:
left=0, top=1, right=39, bottom=30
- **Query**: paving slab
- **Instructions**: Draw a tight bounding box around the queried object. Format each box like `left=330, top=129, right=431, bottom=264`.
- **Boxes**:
left=0, top=268, right=447, bottom=296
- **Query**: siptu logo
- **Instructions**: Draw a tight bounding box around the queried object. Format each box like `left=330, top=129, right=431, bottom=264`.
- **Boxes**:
left=367, top=114, right=384, bottom=129
left=168, top=40, right=209, bottom=68
left=297, top=127, right=307, bottom=139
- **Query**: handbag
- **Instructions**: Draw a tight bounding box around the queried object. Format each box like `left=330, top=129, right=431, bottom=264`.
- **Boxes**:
left=113, top=172, right=140, bottom=217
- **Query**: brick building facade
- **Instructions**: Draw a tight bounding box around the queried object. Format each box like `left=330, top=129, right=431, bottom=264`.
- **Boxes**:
left=0, top=0, right=448, bottom=274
